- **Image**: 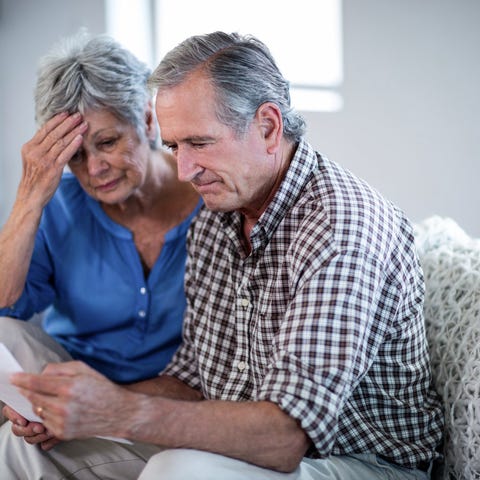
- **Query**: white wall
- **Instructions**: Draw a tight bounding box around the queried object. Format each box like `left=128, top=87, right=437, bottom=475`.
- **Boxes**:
left=304, top=0, right=480, bottom=237
left=1, top=0, right=479, bottom=236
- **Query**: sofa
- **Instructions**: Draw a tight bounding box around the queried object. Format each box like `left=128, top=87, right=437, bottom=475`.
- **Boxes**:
left=414, top=216, right=480, bottom=479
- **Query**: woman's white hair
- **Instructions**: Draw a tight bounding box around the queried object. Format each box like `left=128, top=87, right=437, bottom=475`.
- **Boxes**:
left=35, top=29, right=153, bottom=142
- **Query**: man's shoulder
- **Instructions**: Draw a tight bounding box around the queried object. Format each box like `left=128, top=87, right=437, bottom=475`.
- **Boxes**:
left=297, top=153, right=413, bottom=259
left=311, top=154, right=387, bottom=210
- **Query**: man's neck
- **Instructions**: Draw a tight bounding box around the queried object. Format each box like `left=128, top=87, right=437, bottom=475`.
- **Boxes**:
left=241, top=216, right=255, bottom=255
left=239, top=140, right=297, bottom=255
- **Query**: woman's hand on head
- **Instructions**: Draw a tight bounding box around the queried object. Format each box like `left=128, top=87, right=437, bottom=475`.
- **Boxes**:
left=19, top=112, right=87, bottom=207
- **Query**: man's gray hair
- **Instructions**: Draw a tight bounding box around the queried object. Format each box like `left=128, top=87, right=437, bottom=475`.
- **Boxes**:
left=35, top=30, right=153, bottom=142
left=148, top=31, right=306, bottom=142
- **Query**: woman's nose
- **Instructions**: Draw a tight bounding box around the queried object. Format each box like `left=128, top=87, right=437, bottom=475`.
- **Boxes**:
left=86, top=152, right=109, bottom=176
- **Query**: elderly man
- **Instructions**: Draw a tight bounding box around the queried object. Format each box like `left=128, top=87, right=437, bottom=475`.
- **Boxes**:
left=2, top=32, right=443, bottom=479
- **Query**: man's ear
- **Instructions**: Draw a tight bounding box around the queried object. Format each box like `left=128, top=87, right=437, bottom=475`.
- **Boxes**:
left=255, top=102, right=283, bottom=154
left=144, top=102, right=157, bottom=142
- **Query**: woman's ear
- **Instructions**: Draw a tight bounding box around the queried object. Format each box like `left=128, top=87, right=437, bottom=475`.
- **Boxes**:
left=255, top=102, right=283, bottom=154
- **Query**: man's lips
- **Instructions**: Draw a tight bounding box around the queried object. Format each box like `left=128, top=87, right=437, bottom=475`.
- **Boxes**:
left=192, top=176, right=222, bottom=190
left=193, top=181, right=221, bottom=194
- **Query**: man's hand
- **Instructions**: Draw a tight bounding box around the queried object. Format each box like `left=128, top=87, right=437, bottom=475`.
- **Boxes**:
left=10, top=361, right=134, bottom=441
left=11, top=361, right=309, bottom=472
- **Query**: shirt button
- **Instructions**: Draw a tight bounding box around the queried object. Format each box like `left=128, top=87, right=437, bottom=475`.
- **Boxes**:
left=138, top=310, right=146, bottom=318
left=240, top=298, right=250, bottom=308
left=237, top=361, right=247, bottom=372
left=140, top=287, right=147, bottom=295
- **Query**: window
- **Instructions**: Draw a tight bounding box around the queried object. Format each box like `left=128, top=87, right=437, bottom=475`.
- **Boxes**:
left=106, top=0, right=343, bottom=112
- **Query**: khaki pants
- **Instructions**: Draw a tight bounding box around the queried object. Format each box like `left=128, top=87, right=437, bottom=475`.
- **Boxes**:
left=0, top=429, right=161, bottom=480
left=138, top=450, right=430, bottom=480
left=0, top=316, right=72, bottom=371
left=0, top=316, right=72, bottom=425
left=0, top=317, right=429, bottom=480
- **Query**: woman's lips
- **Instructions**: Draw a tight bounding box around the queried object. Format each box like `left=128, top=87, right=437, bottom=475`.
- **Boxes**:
left=95, top=178, right=120, bottom=192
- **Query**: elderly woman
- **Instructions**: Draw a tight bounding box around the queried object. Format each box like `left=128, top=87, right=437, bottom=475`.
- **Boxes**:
left=0, top=32, right=200, bottom=411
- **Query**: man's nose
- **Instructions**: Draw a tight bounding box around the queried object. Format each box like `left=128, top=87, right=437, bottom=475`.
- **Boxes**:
left=176, top=146, right=203, bottom=183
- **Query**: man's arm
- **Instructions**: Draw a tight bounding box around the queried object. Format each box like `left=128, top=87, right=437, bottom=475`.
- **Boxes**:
left=125, top=374, right=204, bottom=401
left=11, top=361, right=310, bottom=472
left=3, top=368, right=204, bottom=452
left=129, top=395, right=309, bottom=472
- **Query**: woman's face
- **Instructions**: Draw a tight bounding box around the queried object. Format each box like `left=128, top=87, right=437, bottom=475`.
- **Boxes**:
left=68, top=109, right=153, bottom=204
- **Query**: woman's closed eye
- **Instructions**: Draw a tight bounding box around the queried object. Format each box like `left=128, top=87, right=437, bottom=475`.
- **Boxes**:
left=69, top=149, right=85, bottom=165
left=97, top=137, right=118, bottom=150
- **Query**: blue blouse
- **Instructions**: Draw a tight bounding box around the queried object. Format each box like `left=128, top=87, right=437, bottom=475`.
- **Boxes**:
left=0, top=173, right=202, bottom=383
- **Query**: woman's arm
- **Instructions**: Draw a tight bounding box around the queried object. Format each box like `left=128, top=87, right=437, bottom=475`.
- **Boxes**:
left=0, top=113, right=86, bottom=307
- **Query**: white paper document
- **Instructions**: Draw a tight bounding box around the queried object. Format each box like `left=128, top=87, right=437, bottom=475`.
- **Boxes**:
left=0, top=342, right=42, bottom=422
left=0, top=342, right=132, bottom=444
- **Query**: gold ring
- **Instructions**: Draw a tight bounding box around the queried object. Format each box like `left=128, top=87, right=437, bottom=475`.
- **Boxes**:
left=35, top=405, right=44, bottom=417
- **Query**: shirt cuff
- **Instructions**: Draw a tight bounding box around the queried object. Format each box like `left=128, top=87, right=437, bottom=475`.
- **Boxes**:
left=257, top=362, right=342, bottom=456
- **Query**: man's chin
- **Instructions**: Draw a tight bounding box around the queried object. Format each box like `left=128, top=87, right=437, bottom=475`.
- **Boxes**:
left=202, top=197, right=235, bottom=213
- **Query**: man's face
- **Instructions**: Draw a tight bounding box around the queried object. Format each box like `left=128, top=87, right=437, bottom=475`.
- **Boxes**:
left=155, top=70, right=283, bottom=215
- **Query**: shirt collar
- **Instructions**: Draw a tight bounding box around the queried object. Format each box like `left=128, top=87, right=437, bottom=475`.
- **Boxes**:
left=219, top=138, right=319, bottom=253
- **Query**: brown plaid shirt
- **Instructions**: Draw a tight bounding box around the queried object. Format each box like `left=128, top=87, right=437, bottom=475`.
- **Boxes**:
left=163, top=139, right=444, bottom=468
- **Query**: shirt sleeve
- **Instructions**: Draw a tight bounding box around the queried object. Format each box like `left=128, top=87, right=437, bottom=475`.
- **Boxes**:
left=256, top=248, right=393, bottom=456
left=160, top=228, right=202, bottom=390
left=160, top=303, right=202, bottom=390
left=0, top=226, right=56, bottom=319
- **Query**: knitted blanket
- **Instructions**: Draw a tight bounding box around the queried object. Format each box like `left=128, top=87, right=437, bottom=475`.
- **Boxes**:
left=414, top=216, right=480, bottom=479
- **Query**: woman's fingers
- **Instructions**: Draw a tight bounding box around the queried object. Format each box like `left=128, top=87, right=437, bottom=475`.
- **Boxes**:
left=27, top=112, right=87, bottom=164
left=2, top=405, right=27, bottom=426
left=18, top=113, right=87, bottom=205
left=36, top=112, right=82, bottom=147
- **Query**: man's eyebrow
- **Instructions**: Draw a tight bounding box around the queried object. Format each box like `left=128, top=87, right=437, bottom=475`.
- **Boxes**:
left=162, top=135, right=215, bottom=146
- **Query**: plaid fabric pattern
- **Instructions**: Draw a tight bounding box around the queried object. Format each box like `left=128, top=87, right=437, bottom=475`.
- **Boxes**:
left=163, top=139, right=444, bottom=468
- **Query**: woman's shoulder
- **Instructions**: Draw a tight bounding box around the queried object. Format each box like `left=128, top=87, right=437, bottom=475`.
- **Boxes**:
left=54, top=172, right=86, bottom=202
left=43, top=172, right=88, bottom=220
left=57, top=171, right=82, bottom=192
